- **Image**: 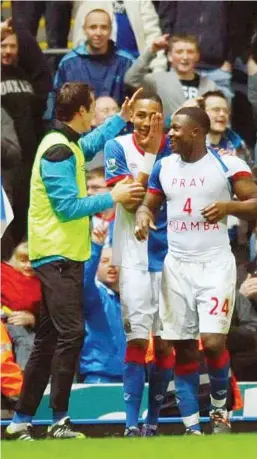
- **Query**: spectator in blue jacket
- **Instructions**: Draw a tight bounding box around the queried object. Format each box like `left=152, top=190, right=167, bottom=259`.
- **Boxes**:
left=54, top=9, right=134, bottom=107
left=80, top=225, right=125, bottom=383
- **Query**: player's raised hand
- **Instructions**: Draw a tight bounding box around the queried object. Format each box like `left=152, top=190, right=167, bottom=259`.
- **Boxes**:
left=91, top=223, right=109, bottom=246
left=134, top=113, right=163, bottom=154
left=120, top=87, right=144, bottom=122
left=111, top=176, right=145, bottom=205
left=201, top=201, right=229, bottom=223
left=151, top=34, right=170, bottom=53
left=135, top=207, right=156, bottom=241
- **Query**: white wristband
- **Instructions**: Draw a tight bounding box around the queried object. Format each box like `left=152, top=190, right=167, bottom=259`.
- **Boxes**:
left=141, top=152, right=156, bottom=175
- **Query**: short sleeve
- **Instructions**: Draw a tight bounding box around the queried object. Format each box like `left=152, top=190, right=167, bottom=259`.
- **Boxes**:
left=223, top=156, right=252, bottom=182
left=148, top=159, right=164, bottom=195
left=104, top=139, right=132, bottom=185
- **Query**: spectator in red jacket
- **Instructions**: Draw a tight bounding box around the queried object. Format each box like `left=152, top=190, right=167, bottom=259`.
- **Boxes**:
left=1, top=242, right=42, bottom=370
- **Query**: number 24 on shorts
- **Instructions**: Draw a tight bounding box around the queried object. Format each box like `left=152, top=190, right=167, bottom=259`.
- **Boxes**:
left=209, top=297, right=229, bottom=316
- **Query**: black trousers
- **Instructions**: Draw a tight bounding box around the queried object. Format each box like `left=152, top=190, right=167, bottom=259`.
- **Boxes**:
left=12, top=1, right=72, bottom=47
left=16, top=259, right=85, bottom=415
left=12, top=1, right=72, bottom=71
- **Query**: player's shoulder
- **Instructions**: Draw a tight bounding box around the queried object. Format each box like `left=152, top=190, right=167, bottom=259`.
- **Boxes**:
left=106, top=133, right=132, bottom=148
left=159, top=153, right=179, bottom=167
left=219, top=154, right=252, bottom=175
left=115, top=133, right=133, bottom=147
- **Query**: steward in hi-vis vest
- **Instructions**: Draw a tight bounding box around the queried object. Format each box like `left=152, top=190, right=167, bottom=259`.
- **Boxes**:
left=5, top=82, right=144, bottom=441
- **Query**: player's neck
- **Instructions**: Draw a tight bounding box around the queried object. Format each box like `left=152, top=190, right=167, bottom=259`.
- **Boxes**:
left=207, top=132, right=223, bottom=145
left=181, top=145, right=207, bottom=163
left=65, top=120, right=90, bottom=134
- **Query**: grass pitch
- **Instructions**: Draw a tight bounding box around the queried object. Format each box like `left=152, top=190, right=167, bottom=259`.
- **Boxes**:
left=2, top=434, right=257, bottom=459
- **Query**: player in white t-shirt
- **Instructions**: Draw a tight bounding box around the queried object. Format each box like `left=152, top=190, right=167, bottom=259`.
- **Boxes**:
left=135, top=106, right=257, bottom=435
left=104, top=93, right=174, bottom=437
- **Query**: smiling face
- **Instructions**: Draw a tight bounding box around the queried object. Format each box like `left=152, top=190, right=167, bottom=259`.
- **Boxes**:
left=168, top=40, right=200, bottom=76
left=10, top=243, right=34, bottom=277
left=1, top=33, right=18, bottom=66
left=84, top=10, right=111, bottom=54
left=168, top=114, right=199, bottom=158
left=204, top=95, right=229, bottom=134
left=97, top=248, right=119, bottom=289
left=131, top=98, right=163, bottom=144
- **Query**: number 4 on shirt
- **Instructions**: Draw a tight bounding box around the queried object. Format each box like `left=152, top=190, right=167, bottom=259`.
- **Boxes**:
left=183, top=198, right=192, bottom=215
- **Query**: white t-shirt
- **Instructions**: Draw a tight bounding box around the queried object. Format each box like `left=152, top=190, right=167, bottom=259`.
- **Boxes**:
left=148, top=150, right=252, bottom=262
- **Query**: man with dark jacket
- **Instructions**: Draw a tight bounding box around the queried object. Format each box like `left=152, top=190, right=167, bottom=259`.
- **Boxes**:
left=228, top=273, right=257, bottom=381
left=1, top=27, right=51, bottom=245
left=1, top=107, right=21, bottom=260
left=54, top=9, right=134, bottom=106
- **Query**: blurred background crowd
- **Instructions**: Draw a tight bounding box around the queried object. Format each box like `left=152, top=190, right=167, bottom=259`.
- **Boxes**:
left=1, top=0, right=257, bottom=413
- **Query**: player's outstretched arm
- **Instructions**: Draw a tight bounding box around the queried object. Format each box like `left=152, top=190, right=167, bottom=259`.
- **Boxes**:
left=201, top=177, right=257, bottom=223
left=135, top=191, right=164, bottom=241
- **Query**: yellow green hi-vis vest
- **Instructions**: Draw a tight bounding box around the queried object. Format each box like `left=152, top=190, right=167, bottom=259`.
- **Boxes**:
left=28, top=131, right=90, bottom=262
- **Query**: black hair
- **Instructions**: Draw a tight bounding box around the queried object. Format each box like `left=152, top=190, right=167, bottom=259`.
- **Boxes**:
left=175, top=106, right=211, bottom=134
left=133, top=90, right=163, bottom=111
left=55, top=82, right=94, bottom=122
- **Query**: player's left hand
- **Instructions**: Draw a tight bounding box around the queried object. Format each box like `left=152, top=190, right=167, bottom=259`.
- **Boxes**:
left=135, top=211, right=156, bottom=241
left=120, top=87, right=144, bottom=122
left=201, top=201, right=228, bottom=223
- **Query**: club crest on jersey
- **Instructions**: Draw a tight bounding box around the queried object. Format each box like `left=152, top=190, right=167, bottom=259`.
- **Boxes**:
left=106, top=158, right=117, bottom=173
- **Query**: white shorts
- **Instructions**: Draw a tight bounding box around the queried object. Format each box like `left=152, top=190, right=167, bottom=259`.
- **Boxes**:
left=160, top=253, right=236, bottom=340
left=119, top=268, right=161, bottom=341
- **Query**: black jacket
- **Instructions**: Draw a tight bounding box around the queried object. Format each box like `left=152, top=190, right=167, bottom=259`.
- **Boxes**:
left=1, top=65, right=40, bottom=165
left=227, top=291, right=257, bottom=381
left=16, top=30, right=52, bottom=121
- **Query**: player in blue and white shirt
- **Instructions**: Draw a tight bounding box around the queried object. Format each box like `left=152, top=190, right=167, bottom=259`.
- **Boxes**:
left=135, top=106, right=257, bottom=435
left=104, top=93, right=174, bottom=437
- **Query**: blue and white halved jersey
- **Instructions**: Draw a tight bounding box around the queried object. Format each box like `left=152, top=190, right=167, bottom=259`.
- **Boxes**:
left=104, top=133, right=171, bottom=272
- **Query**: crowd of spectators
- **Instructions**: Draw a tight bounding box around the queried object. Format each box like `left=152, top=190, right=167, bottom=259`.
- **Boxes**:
left=1, top=0, right=257, bottom=413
